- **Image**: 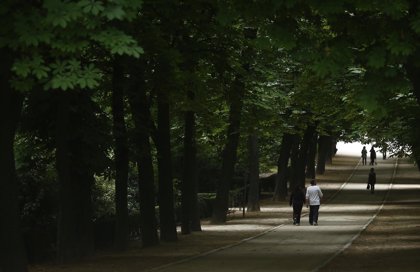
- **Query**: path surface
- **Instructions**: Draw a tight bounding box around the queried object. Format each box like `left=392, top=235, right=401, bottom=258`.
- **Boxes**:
left=150, top=157, right=413, bottom=272
left=30, top=155, right=420, bottom=272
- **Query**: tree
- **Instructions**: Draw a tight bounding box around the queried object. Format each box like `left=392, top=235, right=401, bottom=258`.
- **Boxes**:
left=1, top=0, right=143, bottom=264
left=0, top=48, right=27, bottom=272
left=111, top=57, right=129, bottom=250
left=127, top=65, right=159, bottom=247
left=246, top=132, right=260, bottom=211
left=212, top=77, right=245, bottom=223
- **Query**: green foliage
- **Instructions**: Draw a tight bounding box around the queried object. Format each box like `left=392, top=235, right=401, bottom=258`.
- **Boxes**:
left=14, top=134, right=58, bottom=245
left=92, top=175, right=115, bottom=218
left=380, top=0, right=409, bottom=19
left=409, top=15, right=420, bottom=34
left=2, top=0, right=144, bottom=92
left=92, top=28, right=144, bottom=57
left=267, top=23, right=297, bottom=50
left=367, top=47, right=387, bottom=69
left=386, top=32, right=415, bottom=56
left=46, top=61, right=101, bottom=90
left=8, top=0, right=420, bottom=263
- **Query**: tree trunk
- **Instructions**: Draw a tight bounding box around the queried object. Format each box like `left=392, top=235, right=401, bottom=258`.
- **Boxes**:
left=296, top=126, right=316, bottom=187
left=273, top=133, right=294, bottom=201
left=190, top=169, right=202, bottom=232
left=289, top=135, right=301, bottom=192
left=405, top=71, right=420, bottom=105
left=211, top=79, right=244, bottom=224
left=326, top=136, right=335, bottom=164
left=316, top=135, right=330, bottom=174
left=127, top=81, right=159, bottom=247
left=332, top=137, right=337, bottom=157
left=181, top=92, right=201, bottom=233
left=405, top=59, right=420, bottom=172
left=247, top=132, right=260, bottom=211
left=0, top=49, right=27, bottom=272
left=111, top=59, right=129, bottom=251
left=181, top=110, right=193, bottom=235
left=155, top=91, right=177, bottom=242
left=306, top=132, right=318, bottom=179
left=56, top=91, right=94, bottom=263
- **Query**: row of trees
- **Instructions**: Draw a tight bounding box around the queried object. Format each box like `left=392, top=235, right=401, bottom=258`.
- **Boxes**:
left=1, top=1, right=420, bottom=271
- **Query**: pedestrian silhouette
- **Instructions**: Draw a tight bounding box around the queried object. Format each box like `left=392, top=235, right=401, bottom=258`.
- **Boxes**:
left=361, top=146, right=367, bottom=165
left=289, top=185, right=305, bottom=226
left=370, top=147, right=377, bottom=165
left=367, top=168, right=376, bottom=194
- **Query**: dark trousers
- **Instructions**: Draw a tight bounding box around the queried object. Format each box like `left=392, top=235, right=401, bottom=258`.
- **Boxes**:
left=293, top=203, right=303, bottom=224
left=370, top=183, right=375, bottom=194
left=362, top=157, right=367, bottom=165
left=309, top=205, right=320, bottom=225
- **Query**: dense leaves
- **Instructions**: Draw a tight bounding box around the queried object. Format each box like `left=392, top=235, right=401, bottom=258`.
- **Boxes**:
left=2, top=0, right=420, bottom=271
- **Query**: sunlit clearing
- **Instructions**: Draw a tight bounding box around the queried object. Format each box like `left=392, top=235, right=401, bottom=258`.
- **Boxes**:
left=336, top=141, right=383, bottom=157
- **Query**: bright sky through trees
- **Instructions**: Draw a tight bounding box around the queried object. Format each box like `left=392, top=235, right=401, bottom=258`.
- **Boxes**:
left=336, top=141, right=382, bottom=157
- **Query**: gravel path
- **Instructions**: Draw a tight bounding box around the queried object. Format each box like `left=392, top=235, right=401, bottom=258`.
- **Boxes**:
left=30, top=156, right=420, bottom=272
left=149, top=157, right=414, bottom=272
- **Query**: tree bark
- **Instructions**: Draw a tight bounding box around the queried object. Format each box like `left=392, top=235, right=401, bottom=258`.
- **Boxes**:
left=306, top=131, right=318, bottom=179
left=326, top=136, right=335, bottom=164
left=111, top=58, right=129, bottom=251
left=211, top=79, right=244, bottom=224
left=247, top=132, right=260, bottom=211
left=127, top=80, right=159, bottom=247
left=155, top=90, right=178, bottom=242
left=273, top=133, right=294, bottom=200
left=405, top=64, right=420, bottom=105
left=0, top=49, right=27, bottom=272
left=404, top=54, right=420, bottom=172
left=181, top=92, right=201, bottom=234
left=316, top=135, right=330, bottom=174
left=56, top=91, right=94, bottom=263
left=289, top=135, right=301, bottom=192
left=296, top=125, right=316, bottom=187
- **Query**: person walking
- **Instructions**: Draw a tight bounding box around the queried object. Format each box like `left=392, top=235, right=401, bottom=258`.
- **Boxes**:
left=367, top=168, right=376, bottom=194
left=289, top=185, right=305, bottom=226
left=306, top=179, right=323, bottom=226
left=370, top=146, right=377, bottom=165
left=361, top=146, right=367, bottom=165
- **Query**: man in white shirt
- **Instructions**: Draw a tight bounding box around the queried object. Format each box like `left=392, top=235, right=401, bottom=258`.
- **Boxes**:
left=306, top=179, right=323, bottom=226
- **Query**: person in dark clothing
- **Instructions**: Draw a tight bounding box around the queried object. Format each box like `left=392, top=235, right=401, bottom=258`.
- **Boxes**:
left=370, top=147, right=377, bottom=165
left=368, top=168, right=376, bottom=194
left=361, top=146, right=367, bottom=165
left=289, top=185, right=305, bottom=225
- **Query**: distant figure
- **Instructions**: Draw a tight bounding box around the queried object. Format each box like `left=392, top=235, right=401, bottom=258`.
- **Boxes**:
left=381, top=145, right=387, bottom=160
left=370, top=147, right=377, bottom=165
left=289, top=185, right=305, bottom=226
left=367, top=168, right=376, bottom=194
left=306, top=179, right=323, bottom=226
left=361, top=146, right=367, bottom=165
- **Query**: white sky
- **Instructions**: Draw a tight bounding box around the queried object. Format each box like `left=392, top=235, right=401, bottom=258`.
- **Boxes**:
left=336, top=141, right=383, bottom=157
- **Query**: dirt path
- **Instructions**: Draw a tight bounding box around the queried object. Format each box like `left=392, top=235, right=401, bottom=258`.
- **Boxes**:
left=319, top=158, right=420, bottom=272
left=30, top=155, right=420, bottom=272
left=148, top=157, right=400, bottom=272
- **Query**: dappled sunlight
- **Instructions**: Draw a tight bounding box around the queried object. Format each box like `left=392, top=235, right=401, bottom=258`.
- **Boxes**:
left=392, top=184, right=420, bottom=189
left=259, top=207, right=290, bottom=212
left=321, top=204, right=378, bottom=212
left=338, top=183, right=390, bottom=190
left=201, top=224, right=271, bottom=232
